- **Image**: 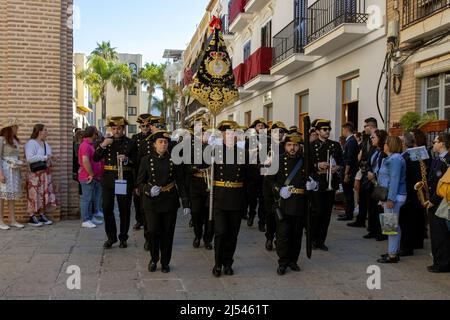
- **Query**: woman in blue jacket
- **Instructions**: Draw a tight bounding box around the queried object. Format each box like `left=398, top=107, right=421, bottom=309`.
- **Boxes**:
left=376, top=136, right=407, bottom=263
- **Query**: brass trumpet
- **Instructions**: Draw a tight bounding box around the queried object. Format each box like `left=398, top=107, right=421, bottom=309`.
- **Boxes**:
left=326, top=150, right=334, bottom=191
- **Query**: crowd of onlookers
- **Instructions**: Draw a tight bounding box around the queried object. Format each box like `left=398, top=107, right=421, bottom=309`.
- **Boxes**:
left=0, top=119, right=56, bottom=230
left=337, top=118, right=450, bottom=272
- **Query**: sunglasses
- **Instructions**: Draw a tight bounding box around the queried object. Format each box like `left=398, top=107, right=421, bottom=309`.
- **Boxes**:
left=140, top=125, right=151, bottom=129
left=321, top=128, right=331, bottom=132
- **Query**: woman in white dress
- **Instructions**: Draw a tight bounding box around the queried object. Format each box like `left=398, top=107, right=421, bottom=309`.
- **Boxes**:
left=24, top=124, right=57, bottom=227
left=0, top=118, right=25, bottom=230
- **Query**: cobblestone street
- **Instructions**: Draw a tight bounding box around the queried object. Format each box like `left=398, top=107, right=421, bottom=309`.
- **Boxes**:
left=0, top=210, right=449, bottom=300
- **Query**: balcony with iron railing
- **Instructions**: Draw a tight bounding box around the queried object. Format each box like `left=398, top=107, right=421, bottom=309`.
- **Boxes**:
left=271, top=19, right=317, bottom=75
left=221, top=14, right=235, bottom=40
left=304, top=0, right=369, bottom=56
left=229, top=0, right=253, bottom=33
left=401, top=0, right=450, bottom=43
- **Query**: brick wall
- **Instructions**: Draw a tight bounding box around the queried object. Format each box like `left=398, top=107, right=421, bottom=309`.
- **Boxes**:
left=0, top=0, right=79, bottom=222
left=386, top=0, right=422, bottom=127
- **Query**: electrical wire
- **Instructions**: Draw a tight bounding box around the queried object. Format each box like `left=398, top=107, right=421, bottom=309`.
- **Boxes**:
left=376, top=53, right=389, bottom=124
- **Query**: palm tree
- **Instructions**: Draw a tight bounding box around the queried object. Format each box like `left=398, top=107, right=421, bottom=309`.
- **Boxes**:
left=151, top=97, right=164, bottom=115
left=90, top=41, right=119, bottom=61
left=163, top=85, right=180, bottom=130
left=139, top=63, right=165, bottom=114
left=111, top=63, right=137, bottom=123
left=77, top=55, right=117, bottom=131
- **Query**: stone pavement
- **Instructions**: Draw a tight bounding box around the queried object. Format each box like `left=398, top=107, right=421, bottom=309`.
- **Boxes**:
left=0, top=210, right=449, bottom=300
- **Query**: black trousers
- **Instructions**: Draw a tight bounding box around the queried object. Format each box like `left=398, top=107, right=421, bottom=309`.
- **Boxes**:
left=355, top=186, right=369, bottom=225
left=276, top=214, right=304, bottom=267
left=191, top=193, right=213, bottom=243
left=146, top=209, right=178, bottom=266
left=343, top=177, right=355, bottom=218
left=102, top=186, right=132, bottom=242
left=367, top=198, right=383, bottom=237
left=400, top=201, right=426, bottom=251
left=247, top=175, right=265, bottom=225
left=214, top=209, right=242, bottom=268
left=430, top=209, right=450, bottom=270
left=133, top=193, right=144, bottom=225
left=263, top=180, right=276, bottom=241
left=311, top=191, right=334, bottom=246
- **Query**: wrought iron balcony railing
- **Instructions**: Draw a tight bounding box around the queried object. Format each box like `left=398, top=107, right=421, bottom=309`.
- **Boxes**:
left=402, top=0, right=450, bottom=28
left=307, top=0, right=368, bottom=44
left=273, top=19, right=307, bottom=65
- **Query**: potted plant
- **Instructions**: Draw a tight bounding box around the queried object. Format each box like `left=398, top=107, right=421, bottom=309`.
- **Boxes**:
left=389, top=122, right=404, bottom=137
left=399, top=112, right=421, bottom=132
left=418, top=113, right=448, bottom=133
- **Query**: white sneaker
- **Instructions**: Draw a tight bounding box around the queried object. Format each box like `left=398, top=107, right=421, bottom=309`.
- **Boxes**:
left=81, top=221, right=97, bottom=229
left=0, top=223, right=10, bottom=230
left=10, top=222, right=24, bottom=229
left=92, top=217, right=103, bottom=225
left=353, top=205, right=359, bottom=214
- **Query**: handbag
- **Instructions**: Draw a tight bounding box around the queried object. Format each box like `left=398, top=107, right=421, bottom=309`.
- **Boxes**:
left=379, top=212, right=399, bottom=235
left=29, top=142, right=47, bottom=173
left=371, top=181, right=388, bottom=202
left=437, top=164, right=450, bottom=202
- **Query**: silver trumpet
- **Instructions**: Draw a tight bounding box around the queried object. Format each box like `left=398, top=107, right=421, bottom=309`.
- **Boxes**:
left=326, top=150, right=334, bottom=191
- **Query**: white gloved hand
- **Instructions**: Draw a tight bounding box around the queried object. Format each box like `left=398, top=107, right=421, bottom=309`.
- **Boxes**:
left=306, top=177, right=319, bottom=191
left=150, top=186, right=161, bottom=197
left=280, top=186, right=292, bottom=199
left=183, top=208, right=191, bottom=216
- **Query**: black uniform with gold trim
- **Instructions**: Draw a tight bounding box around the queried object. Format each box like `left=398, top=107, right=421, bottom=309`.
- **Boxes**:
left=185, top=122, right=213, bottom=250
left=268, top=133, right=308, bottom=274
left=310, top=119, right=343, bottom=250
left=262, top=121, right=288, bottom=251
left=137, top=130, right=190, bottom=273
left=93, top=117, right=137, bottom=248
left=246, top=118, right=269, bottom=231
left=131, top=114, right=153, bottom=232
left=212, top=120, right=248, bottom=277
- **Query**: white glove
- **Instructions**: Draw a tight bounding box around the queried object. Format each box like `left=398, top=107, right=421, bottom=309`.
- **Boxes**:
left=183, top=208, right=191, bottom=216
left=306, top=177, right=319, bottom=191
left=150, top=186, right=161, bottom=197
left=280, top=186, right=292, bottom=199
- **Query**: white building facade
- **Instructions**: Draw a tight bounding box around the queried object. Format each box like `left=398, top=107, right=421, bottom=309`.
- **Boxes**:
left=211, top=0, right=387, bottom=138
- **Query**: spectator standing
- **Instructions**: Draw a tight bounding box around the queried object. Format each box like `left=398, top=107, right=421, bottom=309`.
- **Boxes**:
left=377, top=136, right=407, bottom=263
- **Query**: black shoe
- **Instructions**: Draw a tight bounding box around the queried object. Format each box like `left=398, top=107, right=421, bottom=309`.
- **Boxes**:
left=277, top=265, right=287, bottom=276
left=258, top=223, right=266, bottom=232
left=399, top=250, right=414, bottom=257
left=377, top=255, right=399, bottom=263
left=347, top=221, right=365, bottom=228
left=212, top=265, right=222, bottom=277
left=133, top=223, right=143, bottom=230
left=39, top=214, right=53, bottom=225
left=161, top=265, right=170, bottom=273
left=148, top=261, right=157, bottom=272
left=376, top=235, right=388, bottom=241
left=312, top=243, right=318, bottom=250
left=427, top=265, right=450, bottom=273
left=119, top=241, right=128, bottom=249
left=204, top=242, right=213, bottom=250
left=103, top=239, right=117, bottom=249
left=265, top=239, right=273, bottom=251
left=247, top=216, right=254, bottom=227
left=288, top=263, right=301, bottom=272
left=317, top=244, right=329, bottom=251
left=337, top=213, right=347, bottom=218
left=224, top=266, right=234, bottom=276
left=242, top=215, right=248, bottom=220
left=363, top=233, right=376, bottom=239
left=193, top=238, right=200, bottom=248
left=144, top=241, right=150, bottom=251
left=338, top=216, right=353, bottom=221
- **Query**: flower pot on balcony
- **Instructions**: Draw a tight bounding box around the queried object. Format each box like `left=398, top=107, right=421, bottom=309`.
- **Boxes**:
left=389, top=127, right=404, bottom=137
left=419, top=120, right=449, bottom=133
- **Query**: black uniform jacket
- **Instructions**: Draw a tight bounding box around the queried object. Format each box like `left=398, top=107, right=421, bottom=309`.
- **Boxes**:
left=137, top=150, right=190, bottom=213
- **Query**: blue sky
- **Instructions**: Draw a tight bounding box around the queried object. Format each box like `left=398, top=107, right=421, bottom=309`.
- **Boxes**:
left=74, top=0, right=210, bottom=64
